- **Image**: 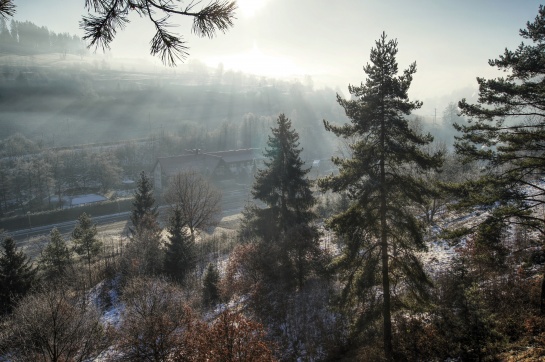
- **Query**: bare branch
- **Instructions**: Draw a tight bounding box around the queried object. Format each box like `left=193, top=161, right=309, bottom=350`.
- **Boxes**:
left=164, top=171, right=222, bottom=238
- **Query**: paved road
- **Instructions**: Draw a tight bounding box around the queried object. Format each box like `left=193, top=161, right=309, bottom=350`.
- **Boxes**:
left=7, top=187, right=252, bottom=254
left=9, top=212, right=132, bottom=241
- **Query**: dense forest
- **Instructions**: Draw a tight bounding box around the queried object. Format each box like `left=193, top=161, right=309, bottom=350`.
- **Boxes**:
left=2, top=4, right=545, bottom=362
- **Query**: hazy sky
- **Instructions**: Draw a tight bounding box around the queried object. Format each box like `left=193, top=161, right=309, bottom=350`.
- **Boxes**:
left=13, top=0, right=545, bottom=114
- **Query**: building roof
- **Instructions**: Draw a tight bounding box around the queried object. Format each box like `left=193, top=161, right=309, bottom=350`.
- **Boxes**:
left=154, top=148, right=264, bottom=176
left=154, top=154, right=223, bottom=175
left=206, top=148, right=263, bottom=163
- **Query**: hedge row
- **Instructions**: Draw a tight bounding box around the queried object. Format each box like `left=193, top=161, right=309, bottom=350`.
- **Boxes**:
left=0, top=198, right=134, bottom=232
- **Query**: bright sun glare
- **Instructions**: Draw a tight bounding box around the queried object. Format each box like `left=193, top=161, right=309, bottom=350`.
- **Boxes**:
left=207, top=44, right=302, bottom=78
left=236, top=0, right=268, bottom=17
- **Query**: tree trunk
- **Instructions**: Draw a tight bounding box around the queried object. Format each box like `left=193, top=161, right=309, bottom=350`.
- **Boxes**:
left=87, top=249, right=92, bottom=288
left=381, top=202, right=392, bottom=361
left=380, top=99, right=393, bottom=361
left=539, top=272, right=545, bottom=315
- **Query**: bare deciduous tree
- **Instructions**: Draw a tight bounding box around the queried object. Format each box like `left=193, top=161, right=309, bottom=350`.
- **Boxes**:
left=203, top=310, right=277, bottom=362
left=1, top=286, right=106, bottom=362
left=164, top=171, right=222, bottom=240
left=115, top=277, right=197, bottom=361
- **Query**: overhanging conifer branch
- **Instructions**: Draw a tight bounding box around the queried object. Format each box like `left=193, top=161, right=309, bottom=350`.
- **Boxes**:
left=0, top=0, right=16, bottom=19
left=79, top=0, right=236, bottom=65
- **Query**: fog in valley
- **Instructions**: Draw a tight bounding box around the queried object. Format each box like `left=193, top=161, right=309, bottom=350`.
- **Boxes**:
left=2, top=1, right=545, bottom=361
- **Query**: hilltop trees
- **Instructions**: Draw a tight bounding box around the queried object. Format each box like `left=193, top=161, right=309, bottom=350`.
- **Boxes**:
left=319, top=33, right=442, bottom=360
left=454, top=5, right=545, bottom=312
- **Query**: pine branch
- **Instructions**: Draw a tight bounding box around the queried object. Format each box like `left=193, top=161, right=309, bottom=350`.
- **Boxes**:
left=0, top=0, right=16, bottom=19
left=81, top=0, right=129, bottom=51
left=81, top=0, right=236, bottom=65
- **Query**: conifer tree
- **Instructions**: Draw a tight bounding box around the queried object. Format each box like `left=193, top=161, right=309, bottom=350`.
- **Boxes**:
left=319, top=33, right=442, bottom=360
left=202, top=262, right=220, bottom=308
left=72, top=213, right=101, bottom=287
left=123, top=213, right=164, bottom=278
left=454, top=5, right=545, bottom=313
left=164, top=206, right=195, bottom=284
left=243, top=113, right=323, bottom=291
left=247, top=113, right=315, bottom=240
left=0, top=236, right=36, bottom=315
left=130, top=171, right=158, bottom=233
left=39, top=227, right=72, bottom=281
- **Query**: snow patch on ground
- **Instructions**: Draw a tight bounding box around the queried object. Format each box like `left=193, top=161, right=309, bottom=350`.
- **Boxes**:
left=88, top=277, right=123, bottom=327
left=420, top=209, right=491, bottom=275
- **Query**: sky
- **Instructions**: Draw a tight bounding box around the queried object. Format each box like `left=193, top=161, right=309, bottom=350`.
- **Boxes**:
left=12, top=0, right=545, bottom=116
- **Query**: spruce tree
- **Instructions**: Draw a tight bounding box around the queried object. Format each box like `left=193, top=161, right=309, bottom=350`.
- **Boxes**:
left=243, top=113, right=323, bottom=290
left=72, top=213, right=101, bottom=287
left=319, top=33, right=442, bottom=360
left=202, top=262, right=220, bottom=308
left=0, top=236, right=36, bottom=315
left=164, top=206, right=195, bottom=284
left=39, top=227, right=72, bottom=281
left=248, top=113, right=315, bottom=240
left=454, top=5, right=545, bottom=313
left=130, top=171, right=158, bottom=234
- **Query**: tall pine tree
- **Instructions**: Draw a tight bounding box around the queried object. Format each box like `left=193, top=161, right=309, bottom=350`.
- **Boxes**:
left=0, top=236, right=36, bottom=315
left=319, top=33, right=442, bottom=360
left=454, top=5, right=545, bottom=313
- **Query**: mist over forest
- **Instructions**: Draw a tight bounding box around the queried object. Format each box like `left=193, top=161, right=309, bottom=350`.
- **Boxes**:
left=0, top=20, right=348, bottom=162
left=3, top=2, right=545, bottom=361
